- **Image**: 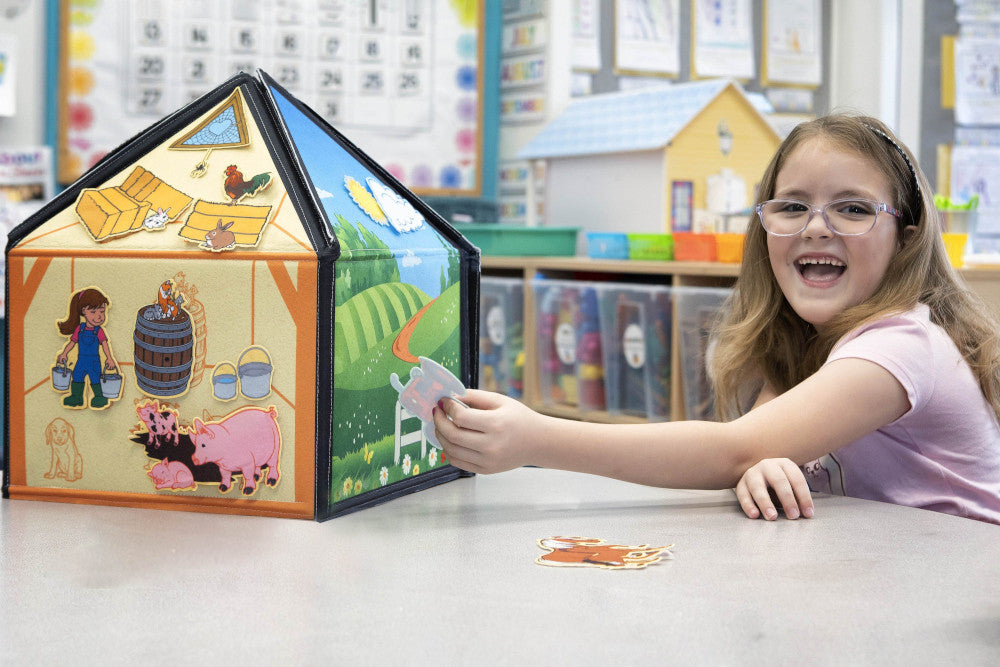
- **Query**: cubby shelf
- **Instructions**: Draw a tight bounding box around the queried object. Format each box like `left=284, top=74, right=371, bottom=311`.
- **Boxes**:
left=481, top=256, right=740, bottom=423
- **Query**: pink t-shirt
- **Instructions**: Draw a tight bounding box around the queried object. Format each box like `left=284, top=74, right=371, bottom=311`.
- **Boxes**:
left=70, top=324, right=107, bottom=343
left=802, top=303, right=1000, bottom=524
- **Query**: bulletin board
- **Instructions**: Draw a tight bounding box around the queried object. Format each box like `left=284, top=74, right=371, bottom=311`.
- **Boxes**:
left=56, top=0, right=485, bottom=196
left=602, top=0, right=831, bottom=111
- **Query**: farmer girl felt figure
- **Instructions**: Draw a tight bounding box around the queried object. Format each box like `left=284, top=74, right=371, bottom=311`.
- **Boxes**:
left=433, top=114, right=1000, bottom=525
left=56, top=287, right=119, bottom=409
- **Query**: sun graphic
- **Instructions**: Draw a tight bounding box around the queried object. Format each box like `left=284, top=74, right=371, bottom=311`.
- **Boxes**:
left=344, top=176, right=387, bottom=224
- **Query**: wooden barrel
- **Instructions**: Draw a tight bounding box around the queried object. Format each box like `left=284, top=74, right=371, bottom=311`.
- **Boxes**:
left=133, top=306, right=194, bottom=397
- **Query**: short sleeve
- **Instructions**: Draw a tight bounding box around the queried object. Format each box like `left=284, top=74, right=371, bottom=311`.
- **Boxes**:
left=825, top=314, right=935, bottom=416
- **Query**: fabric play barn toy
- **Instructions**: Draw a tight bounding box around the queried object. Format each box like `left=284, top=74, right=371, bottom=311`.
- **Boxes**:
left=3, top=71, right=479, bottom=520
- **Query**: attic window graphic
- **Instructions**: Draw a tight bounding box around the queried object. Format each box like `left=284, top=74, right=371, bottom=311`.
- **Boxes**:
left=170, top=88, right=252, bottom=177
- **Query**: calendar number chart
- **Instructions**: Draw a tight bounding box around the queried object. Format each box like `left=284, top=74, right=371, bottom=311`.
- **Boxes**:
left=59, top=0, right=483, bottom=194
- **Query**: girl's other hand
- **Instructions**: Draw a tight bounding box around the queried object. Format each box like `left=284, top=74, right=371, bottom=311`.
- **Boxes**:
left=735, top=458, right=814, bottom=520
left=57, top=354, right=67, bottom=365
left=433, top=389, right=542, bottom=474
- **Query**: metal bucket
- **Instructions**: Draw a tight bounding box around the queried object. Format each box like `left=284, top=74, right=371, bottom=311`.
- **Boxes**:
left=238, top=346, right=272, bottom=399
left=100, top=371, right=123, bottom=399
left=212, top=362, right=238, bottom=401
left=52, top=362, right=72, bottom=391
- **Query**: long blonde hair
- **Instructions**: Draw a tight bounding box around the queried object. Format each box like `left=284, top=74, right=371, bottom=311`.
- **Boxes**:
left=711, top=114, right=1000, bottom=421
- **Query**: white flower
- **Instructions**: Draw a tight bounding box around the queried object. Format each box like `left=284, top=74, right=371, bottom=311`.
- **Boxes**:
left=379, top=466, right=389, bottom=486
left=402, top=454, right=412, bottom=475
left=429, top=450, right=438, bottom=467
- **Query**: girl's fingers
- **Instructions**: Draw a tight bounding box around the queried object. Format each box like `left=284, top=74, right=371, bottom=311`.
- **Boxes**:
left=434, top=427, right=486, bottom=473
left=780, top=459, right=815, bottom=518
left=741, top=472, right=779, bottom=520
left=433, top=407, right=487, bottom=457
left=734, top=477, right=761, bottom=519
left=456, top=389, right=507, bottom=410
left=764, top=472, right=801, bottom=520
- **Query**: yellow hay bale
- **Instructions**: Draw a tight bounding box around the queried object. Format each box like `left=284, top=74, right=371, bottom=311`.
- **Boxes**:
left=76, top=186, right=150, bottom=241
left=178, top=199, right=272, bottom=247
left=121, top=166, right=193, bottom=220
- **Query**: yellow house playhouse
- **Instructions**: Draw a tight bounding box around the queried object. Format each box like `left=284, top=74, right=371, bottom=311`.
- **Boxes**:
left=3, top=71, right=479, bottom=520
left=517, top=79, right=781, bottom=236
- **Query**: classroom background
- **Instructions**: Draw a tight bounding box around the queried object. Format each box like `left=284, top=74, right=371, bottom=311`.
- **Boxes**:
left=2, top=3, right=1000, bottom=662
left=2, top=0, right=997, bottom=432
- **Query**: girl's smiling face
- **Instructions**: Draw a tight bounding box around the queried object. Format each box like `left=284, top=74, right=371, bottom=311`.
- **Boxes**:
left=82, top=305, right=106, bottom=327
left=767, top=137, right=907, bottom=331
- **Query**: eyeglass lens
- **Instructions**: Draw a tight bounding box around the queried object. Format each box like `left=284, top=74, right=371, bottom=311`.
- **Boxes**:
left=759, top=200, right=881, bottom=236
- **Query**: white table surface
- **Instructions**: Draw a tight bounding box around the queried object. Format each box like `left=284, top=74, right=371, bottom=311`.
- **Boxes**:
left=2, top=466, right=999, bottom=665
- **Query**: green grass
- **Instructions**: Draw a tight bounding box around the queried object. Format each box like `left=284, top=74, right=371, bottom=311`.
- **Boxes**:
left=330, top=433, right=447, bottom=503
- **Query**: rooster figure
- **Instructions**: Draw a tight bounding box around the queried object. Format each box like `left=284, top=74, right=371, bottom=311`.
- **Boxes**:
left=223, top=165, right=272, bottom=204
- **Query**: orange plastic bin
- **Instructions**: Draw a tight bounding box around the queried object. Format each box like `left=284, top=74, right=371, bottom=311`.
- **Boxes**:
left=715, top=233, right=745, bottom=263
left=673, top=233, right=717, bottom=262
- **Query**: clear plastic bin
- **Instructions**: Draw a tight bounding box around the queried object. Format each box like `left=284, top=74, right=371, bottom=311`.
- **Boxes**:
left=596, top=283, right=672, bottom=421
left=531, top=280, right=607, bottom=411
left=479, top=277, right=525, bottom=398
left=674, top=286, right=732, bottom=420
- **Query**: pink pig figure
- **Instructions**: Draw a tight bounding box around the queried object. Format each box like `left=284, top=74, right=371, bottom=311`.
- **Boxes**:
left=136, top=401, right=180, bottom=448
left=147, top=458, right=196, bottom=491
left=190, top=406, right=281, bottom=495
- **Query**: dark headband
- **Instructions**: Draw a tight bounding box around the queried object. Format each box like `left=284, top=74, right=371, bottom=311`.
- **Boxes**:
left=863, top=123, right=923, bottom=213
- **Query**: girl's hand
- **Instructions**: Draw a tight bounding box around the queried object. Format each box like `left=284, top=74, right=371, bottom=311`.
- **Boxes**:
left=735, top=458, right=814, bottom=520
left=57, top=354, right=67, bottom=365
left=105, top=360, right=117, bottom=371
left=433, top=389, right=543, bottom=474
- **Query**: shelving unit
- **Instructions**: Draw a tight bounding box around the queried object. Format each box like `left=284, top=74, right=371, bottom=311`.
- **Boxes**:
left=481, top=256, right=740, bottom=422
left=481, top=256, right=1000, bottom=424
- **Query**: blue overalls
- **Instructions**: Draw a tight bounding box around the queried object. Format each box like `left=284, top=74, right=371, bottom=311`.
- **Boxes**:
left=72, top=325, right=103, bottom=384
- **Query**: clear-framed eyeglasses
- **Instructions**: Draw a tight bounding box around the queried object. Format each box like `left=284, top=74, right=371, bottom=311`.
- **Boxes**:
left=756, top=198, right=903, bottom=237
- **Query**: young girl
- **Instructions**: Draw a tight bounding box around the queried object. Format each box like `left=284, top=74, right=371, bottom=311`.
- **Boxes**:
left=56, top=287, right=118, bottom=409
left=433, top=114, right=1000, bottom=525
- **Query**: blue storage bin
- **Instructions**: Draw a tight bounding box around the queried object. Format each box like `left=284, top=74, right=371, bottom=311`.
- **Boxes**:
left=586, top=232, right=629, bottom=259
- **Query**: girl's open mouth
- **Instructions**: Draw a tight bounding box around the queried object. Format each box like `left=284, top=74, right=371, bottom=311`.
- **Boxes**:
left=796, top=257, right=846, bottom=283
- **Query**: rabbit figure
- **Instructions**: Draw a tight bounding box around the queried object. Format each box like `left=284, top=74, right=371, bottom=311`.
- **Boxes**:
left=204, top=219, right=236, bottom=251
left=142, top=207, right=170, bottom=230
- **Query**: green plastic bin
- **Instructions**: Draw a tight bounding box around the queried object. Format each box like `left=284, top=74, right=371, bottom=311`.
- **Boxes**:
left=453, top=223, right=579, bottom=256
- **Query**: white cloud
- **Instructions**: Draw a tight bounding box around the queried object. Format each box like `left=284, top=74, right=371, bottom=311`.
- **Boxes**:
left=315, top=187, right=333, bottom=199
left=400, top=249, right=422, bottom=267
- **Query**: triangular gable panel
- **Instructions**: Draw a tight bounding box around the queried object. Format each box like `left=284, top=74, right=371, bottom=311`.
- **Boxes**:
left=265, top=81, right=470, bottom=258
left=14, top=77, right=315, bottom=256
left=169, top=89, right=252, bottom=152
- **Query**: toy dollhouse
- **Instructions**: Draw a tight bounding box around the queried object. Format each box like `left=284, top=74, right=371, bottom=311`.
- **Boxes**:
left=517, top=79, right=781, bottom=234
left=3, top=71, right=479, bottom=520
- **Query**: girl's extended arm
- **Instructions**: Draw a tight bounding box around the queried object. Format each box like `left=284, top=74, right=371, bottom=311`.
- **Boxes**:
left=433, top=356, right=909, bottom=491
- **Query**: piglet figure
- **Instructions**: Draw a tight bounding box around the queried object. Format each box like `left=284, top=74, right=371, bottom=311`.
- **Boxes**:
left=148, top=458, right=196, bottom=491
left=190, top=406, right=281, bottom=495
left=137, top=401, right=180, bottom=448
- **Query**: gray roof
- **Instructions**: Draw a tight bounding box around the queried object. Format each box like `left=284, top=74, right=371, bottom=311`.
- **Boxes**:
left=517, top=79, right=772, bottom=160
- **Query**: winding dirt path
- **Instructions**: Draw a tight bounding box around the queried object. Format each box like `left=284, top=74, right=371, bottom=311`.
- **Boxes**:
left=392, top=298, right=437, bottom=362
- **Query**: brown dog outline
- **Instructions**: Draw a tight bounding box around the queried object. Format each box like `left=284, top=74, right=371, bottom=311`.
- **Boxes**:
left=43, top=418, right=83, bottom=482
